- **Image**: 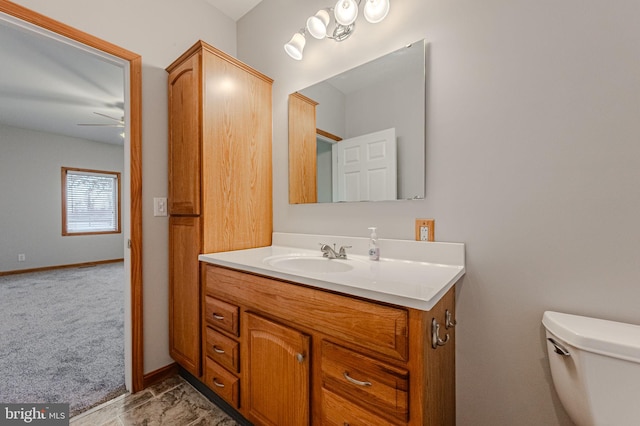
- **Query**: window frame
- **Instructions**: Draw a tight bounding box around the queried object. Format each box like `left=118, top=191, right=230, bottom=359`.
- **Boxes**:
left=61, top=166, right=122, bottom=236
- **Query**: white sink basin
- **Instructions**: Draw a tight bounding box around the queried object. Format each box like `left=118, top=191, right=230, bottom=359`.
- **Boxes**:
left=265, top=255, right=354, bottom=273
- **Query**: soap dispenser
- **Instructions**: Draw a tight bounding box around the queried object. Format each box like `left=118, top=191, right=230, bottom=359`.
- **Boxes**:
left=368, top=227, right=380, bottom=261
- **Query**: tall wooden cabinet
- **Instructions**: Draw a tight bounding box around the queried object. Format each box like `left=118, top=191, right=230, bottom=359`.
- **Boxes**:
left=167, top=41, right=273, bottom=376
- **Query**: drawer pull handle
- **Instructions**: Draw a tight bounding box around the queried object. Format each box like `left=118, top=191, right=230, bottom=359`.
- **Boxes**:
left=212, top=313, right=224, bottom=320
left=343, top=372, right=372, bottom=387
left=213, top=345, right=225, bottom=354
left=212, top=378, right=225, bottom=388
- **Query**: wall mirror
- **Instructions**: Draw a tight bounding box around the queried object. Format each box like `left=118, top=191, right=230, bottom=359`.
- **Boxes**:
left=288, top=39, right=426, bottom=204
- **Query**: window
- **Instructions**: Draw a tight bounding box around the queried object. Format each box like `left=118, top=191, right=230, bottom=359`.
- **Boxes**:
left=62, top=167, right=121, bottom=236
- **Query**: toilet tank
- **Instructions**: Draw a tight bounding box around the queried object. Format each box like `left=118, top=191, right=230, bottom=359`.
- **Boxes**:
left=542, top=311, right=640, bottom=426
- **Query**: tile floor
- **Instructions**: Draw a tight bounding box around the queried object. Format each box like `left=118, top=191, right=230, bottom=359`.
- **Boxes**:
left=70, top=375, right=238, bottom=426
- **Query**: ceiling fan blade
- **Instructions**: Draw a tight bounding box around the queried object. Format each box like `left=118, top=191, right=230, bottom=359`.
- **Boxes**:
left=77, top=123, right=124, bottom=127
left=93, top=111, right=124, bottom=123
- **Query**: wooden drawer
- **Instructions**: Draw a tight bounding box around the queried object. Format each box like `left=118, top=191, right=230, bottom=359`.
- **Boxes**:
left=204, top=357, right=240, bottom=409
left=204, top=295, right=239, bottom=336
left=321, top=341, right=409, bottom=423
left=205, top=265, right=408, bottom=361
left=205, top=326, right=239, bottom=373
left=321, top=388, right=401, bottom=426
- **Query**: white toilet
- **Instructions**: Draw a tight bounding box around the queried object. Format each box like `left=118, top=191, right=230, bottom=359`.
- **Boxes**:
left=542, top=311, right=640, bottom=426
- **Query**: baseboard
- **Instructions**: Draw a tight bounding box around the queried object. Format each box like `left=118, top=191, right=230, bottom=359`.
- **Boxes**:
left=0, top=258, right=124, bottom=276
left=143, top=363, right=179, bottom=389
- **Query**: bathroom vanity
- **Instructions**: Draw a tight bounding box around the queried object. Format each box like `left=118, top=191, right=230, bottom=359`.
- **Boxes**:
left=198, top=232, right=465, bottom=425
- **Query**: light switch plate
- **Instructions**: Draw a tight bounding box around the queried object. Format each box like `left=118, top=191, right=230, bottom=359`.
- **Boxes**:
left=153, top=197, right=168, bottom=217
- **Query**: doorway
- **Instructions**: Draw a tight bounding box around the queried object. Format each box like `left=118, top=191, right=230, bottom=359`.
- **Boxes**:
left=0, top=0, right=143, bottom=392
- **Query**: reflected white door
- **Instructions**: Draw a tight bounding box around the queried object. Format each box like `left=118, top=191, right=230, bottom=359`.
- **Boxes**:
left=332, top=128, right=397, bottom=202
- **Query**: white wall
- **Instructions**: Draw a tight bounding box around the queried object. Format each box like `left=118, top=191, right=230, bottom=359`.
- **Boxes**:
left=238, top=0, right=640, bottom=425
left=0, top=124, right=124, bottom=271
left=10, top=0, right=236, bottom=374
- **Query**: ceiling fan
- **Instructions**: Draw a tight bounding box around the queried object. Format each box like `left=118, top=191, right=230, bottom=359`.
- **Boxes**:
left=77, top=112, right=124, bottom=127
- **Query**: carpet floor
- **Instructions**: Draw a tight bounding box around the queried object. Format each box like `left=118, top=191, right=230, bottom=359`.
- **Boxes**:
left=0, top=263, right=126, bottom=416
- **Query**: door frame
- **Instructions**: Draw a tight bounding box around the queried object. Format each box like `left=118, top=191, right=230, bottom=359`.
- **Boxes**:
left=0, top=0, right=144, bottom=392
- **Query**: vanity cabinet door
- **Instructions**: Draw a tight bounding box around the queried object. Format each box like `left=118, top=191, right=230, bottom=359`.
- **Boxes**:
left=168, top=216, right=201, bottom=376
left=168, top=51, right=201, bottom=216
left=243, top=312, right=310, bottom=426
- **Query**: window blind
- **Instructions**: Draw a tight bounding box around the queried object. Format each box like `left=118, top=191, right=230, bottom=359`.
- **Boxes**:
left=65, top=170, right=118, bottom=233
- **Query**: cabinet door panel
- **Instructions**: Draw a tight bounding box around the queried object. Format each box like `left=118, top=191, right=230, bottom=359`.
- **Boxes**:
left=169, top=216, right=201, bottom=375
left=244, top=312, right=310, bottom=426
left=202, top=51, right=272, bottom=252
left=168, top=52, right=201, bottom=215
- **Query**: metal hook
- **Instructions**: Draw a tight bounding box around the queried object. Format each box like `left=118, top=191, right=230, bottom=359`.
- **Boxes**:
left=445, top=309, right=457, bottom=329
left=431, top=318, right=450, bottom=349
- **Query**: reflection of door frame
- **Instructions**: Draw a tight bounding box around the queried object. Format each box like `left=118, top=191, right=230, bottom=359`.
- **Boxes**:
left=0, top=1, right=144, bottom=392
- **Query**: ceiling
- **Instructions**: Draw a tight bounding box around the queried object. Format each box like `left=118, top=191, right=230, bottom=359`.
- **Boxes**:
left=205, top=0, right=263, bottom=21
left=0, top=1, right=262, bottom=146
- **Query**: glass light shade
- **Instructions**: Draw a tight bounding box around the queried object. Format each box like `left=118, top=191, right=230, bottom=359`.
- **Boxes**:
left=306, top=9, right=330, bottom=39
left=284, top=32, right=306, bottom=60
left=364, top=0, right=390, bottom=23
left=334, top=0, right=358, bottom=26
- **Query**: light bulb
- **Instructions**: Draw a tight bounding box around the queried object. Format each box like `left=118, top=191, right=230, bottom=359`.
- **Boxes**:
left=364, top=0, right=390, bottom=23
left=284, top=32, right=306, bottom=60
left=334, top=0, right=358, bottom=26
left=306, top=9, right=330, bottom=39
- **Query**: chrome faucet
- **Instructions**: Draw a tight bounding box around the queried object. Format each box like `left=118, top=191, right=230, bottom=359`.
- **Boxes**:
left=320, top=243, right=351, bottom=259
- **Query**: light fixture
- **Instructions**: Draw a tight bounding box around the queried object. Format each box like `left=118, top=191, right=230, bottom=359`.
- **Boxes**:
left=284, top=31, right=306, bottom=61
left=284, top=0, right=391, bottom=60
left=306, top=9, right=330, bottom=39
left=334, top=0, right=358, bottom=26
left=363, top=0, right=390, bottom=24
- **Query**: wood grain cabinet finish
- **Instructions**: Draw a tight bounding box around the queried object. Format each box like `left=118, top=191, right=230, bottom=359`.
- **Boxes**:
left=288, top=92, right=318, bottom=204
left=244, top=313, right=311, bottom=426
left=201, top=264, right=456, bottom=426
left=204, top=356, right=240, bottom=409
left=205, top=327, right=239, bottom=374
left=168, top=216, right=201, bottom=374
left=166, top=40, right=273, bottom=377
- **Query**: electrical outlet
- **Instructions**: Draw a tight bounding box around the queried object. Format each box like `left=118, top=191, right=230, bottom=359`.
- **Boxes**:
left=415, top=219, right=435, bottom=242
left=18, top=253, right=26, bottom=262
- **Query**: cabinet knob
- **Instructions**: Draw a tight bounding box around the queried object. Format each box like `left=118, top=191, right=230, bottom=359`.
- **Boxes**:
left=296, top=353, right=305, bottom=363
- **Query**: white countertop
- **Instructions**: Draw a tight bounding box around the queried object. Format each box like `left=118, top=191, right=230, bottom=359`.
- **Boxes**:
left=199, top=232, right=465, bottom=311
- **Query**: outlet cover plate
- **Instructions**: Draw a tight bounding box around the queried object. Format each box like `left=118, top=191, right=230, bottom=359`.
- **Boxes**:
left=415, top=219, right=435, bottom=242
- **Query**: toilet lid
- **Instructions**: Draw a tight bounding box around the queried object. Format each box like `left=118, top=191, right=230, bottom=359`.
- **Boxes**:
left=543, top=311, right=640, bottom=364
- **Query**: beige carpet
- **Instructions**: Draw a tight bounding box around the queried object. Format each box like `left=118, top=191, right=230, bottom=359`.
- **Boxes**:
left=0, top=263, right=126, bottom=416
